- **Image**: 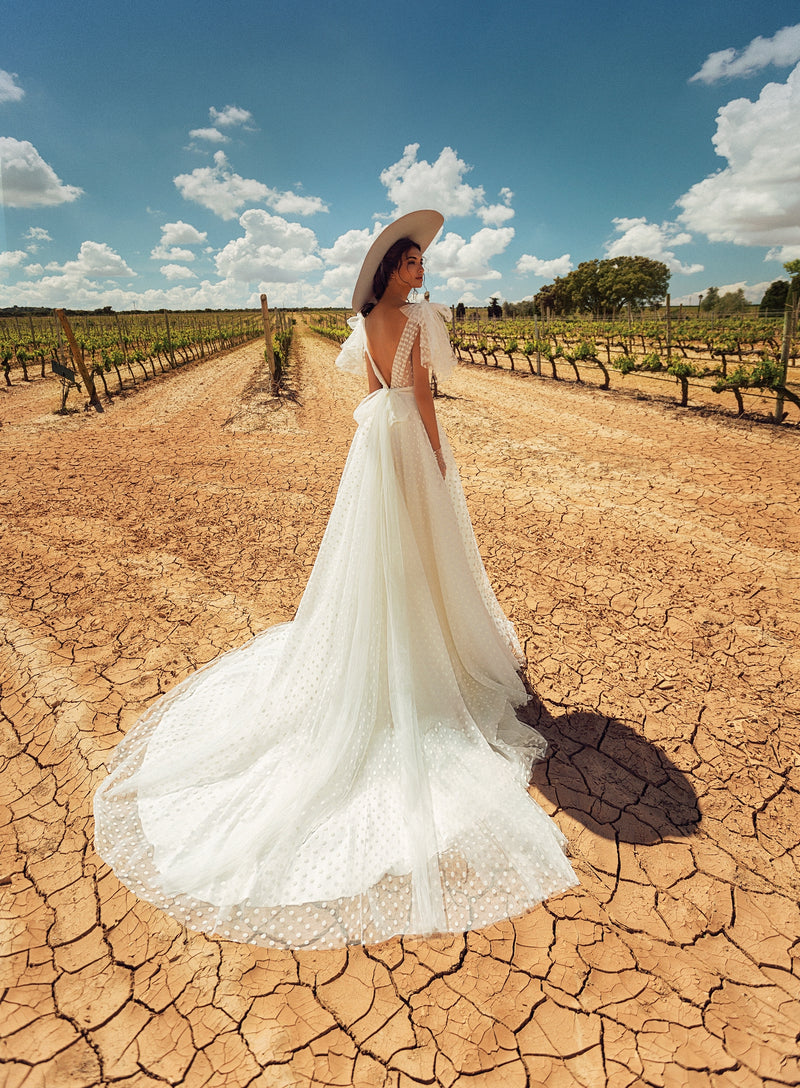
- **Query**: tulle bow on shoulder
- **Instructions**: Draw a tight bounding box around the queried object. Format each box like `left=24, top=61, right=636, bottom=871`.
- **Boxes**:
left=334, top=314, right=368, bottom=376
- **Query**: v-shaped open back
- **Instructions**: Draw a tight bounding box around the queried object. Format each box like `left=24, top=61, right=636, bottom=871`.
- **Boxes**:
left=365, top=308, right=417, bottom=389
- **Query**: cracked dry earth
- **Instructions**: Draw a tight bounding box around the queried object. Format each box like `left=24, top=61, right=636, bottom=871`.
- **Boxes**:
left=1, top=322, right=799, bottom=1088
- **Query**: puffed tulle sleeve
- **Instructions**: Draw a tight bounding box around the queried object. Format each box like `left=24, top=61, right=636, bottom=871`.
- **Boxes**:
left=417, top=301, right=457, bottom=381
left=334, top=314, right=367, bottom=376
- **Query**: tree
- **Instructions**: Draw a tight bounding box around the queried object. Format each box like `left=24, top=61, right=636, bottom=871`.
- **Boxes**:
left=455, top=302, right=466, bottom=322
left=717, top=288, right=749, bottom=314
left=759, top=280, right=789, bottom=314
left=487, top=297, right=502, bottom=319
left=534, top=256, right=669, bottom=317
left=700, top=287, right=720, bottom=311
left=534, top=277, right=573, bottom=316
left=596, top=256, right=669, bottom=312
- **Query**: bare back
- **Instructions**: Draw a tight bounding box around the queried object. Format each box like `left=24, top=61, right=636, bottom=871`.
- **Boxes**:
left=364, top=304, right=411, bottom=387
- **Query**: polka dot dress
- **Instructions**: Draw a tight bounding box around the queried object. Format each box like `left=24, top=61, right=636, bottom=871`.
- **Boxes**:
left=93, top=303, right=578, bottom=949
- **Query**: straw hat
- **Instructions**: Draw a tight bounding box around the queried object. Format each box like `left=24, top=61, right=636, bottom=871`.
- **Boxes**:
left=351, top=209, right=444, bottom=313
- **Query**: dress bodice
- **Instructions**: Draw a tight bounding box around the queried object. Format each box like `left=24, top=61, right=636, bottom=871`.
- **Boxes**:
left=335, top=300, right=457, bottom=385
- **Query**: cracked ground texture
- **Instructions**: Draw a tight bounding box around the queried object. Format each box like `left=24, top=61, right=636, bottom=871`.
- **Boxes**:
left=1, top=321, right=799, bottom=1088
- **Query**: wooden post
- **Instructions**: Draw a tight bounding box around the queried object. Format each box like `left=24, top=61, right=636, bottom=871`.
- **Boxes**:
left=665, top=292, right=672, bottom=363
left=54, top=309, right=101, bottom=409
left=774, top=289, right=797, bottom=423
left=163, top=310, right=177, bottom=368
left=260, top=293, right=277, bottom=392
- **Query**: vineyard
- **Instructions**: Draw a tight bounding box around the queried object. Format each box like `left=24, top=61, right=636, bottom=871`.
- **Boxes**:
left=0, top=310, right=268, bottom=407
left=311, top=309, right=800, bottom=423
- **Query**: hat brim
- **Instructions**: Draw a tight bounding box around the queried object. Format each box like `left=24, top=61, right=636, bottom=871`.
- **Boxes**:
left=351, top=210, right=444, bottom=313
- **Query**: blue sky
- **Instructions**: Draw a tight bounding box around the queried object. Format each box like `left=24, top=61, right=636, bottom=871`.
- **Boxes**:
left=2, top=0, right=800, bottom=310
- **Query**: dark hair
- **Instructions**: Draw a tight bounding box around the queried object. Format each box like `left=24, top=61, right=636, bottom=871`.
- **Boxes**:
left=361, top=237, right=421, bottom=316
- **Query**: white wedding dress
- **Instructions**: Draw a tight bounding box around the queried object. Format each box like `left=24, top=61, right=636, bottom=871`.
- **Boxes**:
left=93, top=301, right=577, bottom=949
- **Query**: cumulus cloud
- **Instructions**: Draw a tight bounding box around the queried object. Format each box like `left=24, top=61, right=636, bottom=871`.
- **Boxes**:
left=159, top=220, right=208, bottom=247
left=319, top=225, right=384, bottom=297
left=174, top=151, right=327, bottom=220
left=0, top=250, right=27, bottom=274
left=604, top=216, right=704, bottom=274
left=690, top=24, right=800, bottom=84
left=478, top=187, right=515, bottom=226
left=161, top=264, right=197, bottom=280
left=0, top=70, right=24, bottom=104
left=0, top=137, right=83, bottom=207
left=677, top=64, right=800, bottom=249
left=380, top=144, right=487, bottom=218
left=210, top=105, right=253, bottom=128
left=214, top=209, right=323, bottom=284
left=190, top=127, right=229, bottom=143
left=516, top=253, right=573, bottom=279
left=55, top=241, right=136, bottom=279
left=427, top=226, right=515, bottom=286
left=151, top=246, right=196, bottom=262
left=151, top=220, right=207, bottom=260
left=25, top=226, right=51, bottom=244
left=766, top=244, right=800, bottom=262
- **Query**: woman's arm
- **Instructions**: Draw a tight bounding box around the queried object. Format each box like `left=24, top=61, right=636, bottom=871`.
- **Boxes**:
left=412, top=332, right=445, bottom=477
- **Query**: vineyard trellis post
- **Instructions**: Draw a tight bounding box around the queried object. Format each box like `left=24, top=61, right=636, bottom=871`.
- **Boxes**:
left=260, top=293, right=277, bottom=393
left=666, top=293, right=672, bottom=363
left=774, top=289, right=798, bottom=423
left=162, top=310, right=177, bottom=368
left=54, top=309, right=102, bottom=410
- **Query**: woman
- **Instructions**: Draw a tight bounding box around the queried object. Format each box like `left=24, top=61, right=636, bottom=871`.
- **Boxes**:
left=93, top=210, right=577, bottom=949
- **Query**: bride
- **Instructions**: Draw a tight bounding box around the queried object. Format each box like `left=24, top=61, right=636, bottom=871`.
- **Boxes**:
left=93, top=210, right=577, bottom=949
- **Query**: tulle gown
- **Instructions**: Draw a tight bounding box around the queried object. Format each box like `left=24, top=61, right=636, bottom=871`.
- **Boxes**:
left=93, top=300, right=577, bottom=949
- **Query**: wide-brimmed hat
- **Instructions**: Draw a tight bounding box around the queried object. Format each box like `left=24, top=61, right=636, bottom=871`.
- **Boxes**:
left=351, top=209, right=444, bottom=313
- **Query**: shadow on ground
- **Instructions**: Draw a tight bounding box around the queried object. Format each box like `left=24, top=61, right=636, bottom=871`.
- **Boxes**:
left=522, top=696, right=701, bottom=845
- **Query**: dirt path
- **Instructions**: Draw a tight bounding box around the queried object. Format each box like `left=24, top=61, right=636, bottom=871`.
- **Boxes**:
left=2, top=324, right=799, bottom=1087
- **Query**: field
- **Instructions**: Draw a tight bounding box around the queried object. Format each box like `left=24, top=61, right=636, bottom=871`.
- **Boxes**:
left=2, top=321, right=799, bottom=1086
left=314, top=309, right=800, bottom=423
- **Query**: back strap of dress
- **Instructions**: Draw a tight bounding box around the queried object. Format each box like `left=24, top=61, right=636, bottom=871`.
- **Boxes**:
left=366, top=346, right=388, bottom=388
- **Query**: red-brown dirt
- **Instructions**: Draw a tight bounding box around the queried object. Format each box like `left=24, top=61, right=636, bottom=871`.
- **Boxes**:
left=1, top=322, right=799, bottom=1087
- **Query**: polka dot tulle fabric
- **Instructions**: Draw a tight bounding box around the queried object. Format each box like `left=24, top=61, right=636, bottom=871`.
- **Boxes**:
left=93, top=304, right=577, bottom=949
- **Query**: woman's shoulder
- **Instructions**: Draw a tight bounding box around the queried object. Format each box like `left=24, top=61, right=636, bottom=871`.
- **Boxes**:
left=401, top=300, right=451, bottom=322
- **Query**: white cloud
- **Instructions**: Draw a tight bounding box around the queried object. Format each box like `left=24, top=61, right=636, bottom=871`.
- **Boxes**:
left=478, top=187, right=515, bottom=226
left=690, top=24, right=800, bottom=84
left=25, top=226, right=51, bottom=243
left=478, top=203, right=515, bottom=227
left=175, top=151, right=270, bottom=219
left=380, top=144, right=486, bottom=218
left=190, top=127, right=229, bottom=143
left=159, top=220, right=207, bottom=247
left=174, top=150, right=327, bottom=220
left=58, top=241, right=136, bottom=278
left=427, top=226, right=515, bottom=283
left=766, top=244, right=800, bottom=262
left=150, top=220, right=208, bottom=262
left=677, top=64, right=800, bottom=249
left=161, top=264, right=197, bottom=280
left=0, top=137, right=83, bottom=207
left=605, top=216, right=704, bottom=274
left=214, top=209, right=323, bottom=284
left=0, top=250, right=27, bottom=274
left=150, top=245, right=196, bottom=262
left=210, top=105, right=253, bottom=128
left=267, top=190, right=329, bottom=216
left=516, top=253, right=573, bottom=279
left=318, top=224, right=385, bottom=299
left=0, top=70, right=24, bottom=104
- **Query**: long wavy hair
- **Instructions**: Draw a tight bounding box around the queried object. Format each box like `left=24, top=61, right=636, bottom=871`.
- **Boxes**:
left=361, top=237, right=420, bottom=317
